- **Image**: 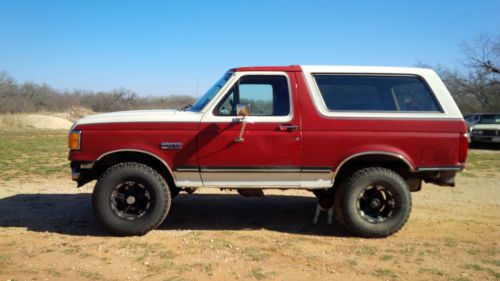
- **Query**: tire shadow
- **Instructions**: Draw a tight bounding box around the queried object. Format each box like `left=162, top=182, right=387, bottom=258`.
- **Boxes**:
left=0, top=193, right=105, bottom=236
left=161, top=194, right=349, bottom=237
left=0, top=193, right=349, bottom=237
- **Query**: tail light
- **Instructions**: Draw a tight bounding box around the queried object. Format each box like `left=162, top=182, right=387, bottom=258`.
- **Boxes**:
left=458, top=133, right=468, bottom=164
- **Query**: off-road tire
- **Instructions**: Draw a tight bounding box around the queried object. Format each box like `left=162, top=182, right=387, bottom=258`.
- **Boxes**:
left=334, top=167, right=411, bottom=238
left=92, top=162, right=171, bottom=236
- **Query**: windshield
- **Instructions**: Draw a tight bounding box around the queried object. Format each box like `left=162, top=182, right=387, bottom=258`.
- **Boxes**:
left=189, top=71, right=233, bottom=112
left=478, top=114, right=500, bottom=124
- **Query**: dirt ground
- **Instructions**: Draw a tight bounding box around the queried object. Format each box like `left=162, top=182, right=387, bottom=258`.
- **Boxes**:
left=0, top=150, right=499, bottom=281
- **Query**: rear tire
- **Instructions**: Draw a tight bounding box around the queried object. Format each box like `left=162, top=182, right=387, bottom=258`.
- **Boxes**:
left=334, top=167, right=411, bottom=238
left=92, top=162, right=171, bottom=236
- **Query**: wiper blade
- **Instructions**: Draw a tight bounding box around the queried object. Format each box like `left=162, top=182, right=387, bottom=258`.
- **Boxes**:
left=180, top=104, right=192, bottom=111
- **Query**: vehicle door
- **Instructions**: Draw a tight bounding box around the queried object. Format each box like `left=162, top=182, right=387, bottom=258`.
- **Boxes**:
left=197, top=72, right=302, bottom=187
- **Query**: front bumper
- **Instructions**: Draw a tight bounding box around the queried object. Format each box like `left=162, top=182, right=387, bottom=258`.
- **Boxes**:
left=470, top=136, right=500, bottom=143
left=70, top=161, right=96, bottom=187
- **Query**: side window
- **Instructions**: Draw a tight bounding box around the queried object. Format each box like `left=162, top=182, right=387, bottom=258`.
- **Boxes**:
left=313, top=75, right=441, bottom=112
left=392, top=81, right=440, bottom=111
left=215, top=75, right=290, bottom=116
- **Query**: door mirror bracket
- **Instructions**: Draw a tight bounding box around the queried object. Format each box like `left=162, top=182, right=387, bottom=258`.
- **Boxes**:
left=236, top=104, right=250, bottom=117
left=234, top=104, right=250, bottom=143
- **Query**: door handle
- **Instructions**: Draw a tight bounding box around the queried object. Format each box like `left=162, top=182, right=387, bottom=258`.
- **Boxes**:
left=278, top=124, right=299, bottom=131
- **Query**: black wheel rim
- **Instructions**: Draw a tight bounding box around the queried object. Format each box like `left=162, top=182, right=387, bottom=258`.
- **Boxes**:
left=357, top=184, right=396, bottom=223
left=110, top=180, right=152, bottom=220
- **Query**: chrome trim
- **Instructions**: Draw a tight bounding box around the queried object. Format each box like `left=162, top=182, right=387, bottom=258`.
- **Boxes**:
left=173, top=171, right=203, bottom=187
left=279, top=124, right=299, bottom=131
left=175, top=167, right=199, bottom=172
left=334, top=151, right=415, bottom=175
left=160, top=142, right=183, bottom=150
left=201, top=170, right=302, bottom=187
left=202, top=182, right=302, bottom=188
left=80, top=162, right=94, bottom=169
left=416, top=166, right=463, bottom=172
left=187, top=166, right=333, bottom=188
left=196, top=167, right=332, bottom=173
left=302, top=167, right=332, bottom=173
left=200, top=168, right=301, bottom=173
left=96, top=149, right=176, bottom=182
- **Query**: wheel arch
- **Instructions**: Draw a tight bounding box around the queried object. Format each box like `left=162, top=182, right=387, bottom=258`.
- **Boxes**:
left=94, top=149, right=176, bottom=187
left=333, top=151, right=415, bottom=184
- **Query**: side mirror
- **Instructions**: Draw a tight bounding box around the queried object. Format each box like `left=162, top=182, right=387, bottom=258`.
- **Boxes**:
left=236, top=104, right=251, bottom=117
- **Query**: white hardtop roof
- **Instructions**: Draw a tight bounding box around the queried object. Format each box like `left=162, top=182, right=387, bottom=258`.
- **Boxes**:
left=300, top=65, right=434, bottom=75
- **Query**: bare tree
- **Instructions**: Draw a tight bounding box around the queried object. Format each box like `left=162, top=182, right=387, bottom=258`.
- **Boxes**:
left=461, top=34, right=500, bottom=76
left=418, top=34, right=500, bottom=114
left=459, top=34, right=500, bottom=113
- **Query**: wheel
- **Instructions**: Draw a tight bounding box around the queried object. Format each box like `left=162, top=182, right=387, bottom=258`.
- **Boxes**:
left=92, top=162, right=171, bottom=236
left=334, top=167, right=411, bottom=238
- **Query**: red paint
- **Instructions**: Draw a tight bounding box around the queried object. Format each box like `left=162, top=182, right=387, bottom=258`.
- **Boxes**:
left=197, top=73, right=302, bottom=170
left=70, top=126, right=200, bottom=170
left=70, top=68, right=468, bottom=181
left=293, top=72, right=467, bottom=170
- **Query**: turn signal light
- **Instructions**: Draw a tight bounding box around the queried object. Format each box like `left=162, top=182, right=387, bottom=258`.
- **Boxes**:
left=68, top=130, right=81, bottom=150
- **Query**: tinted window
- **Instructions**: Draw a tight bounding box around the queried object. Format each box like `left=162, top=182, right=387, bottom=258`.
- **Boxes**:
left=313, top=75, right=440, bottom=112
left=215, top=75, right=290, bottom=116
left=478, top=114, right=500, bottom=124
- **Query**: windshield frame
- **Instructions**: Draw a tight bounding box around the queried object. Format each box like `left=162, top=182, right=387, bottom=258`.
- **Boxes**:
left=189, top=71, right=233, bottom=112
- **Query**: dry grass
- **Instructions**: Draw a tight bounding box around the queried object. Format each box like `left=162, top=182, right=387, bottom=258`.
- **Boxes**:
left=0, top=130, right=68, bottom=180
left=0, top=114, right=33, bottom=130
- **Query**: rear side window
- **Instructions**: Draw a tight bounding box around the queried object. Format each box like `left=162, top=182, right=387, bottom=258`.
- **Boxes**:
left=313, top=75, right=441, bottom=112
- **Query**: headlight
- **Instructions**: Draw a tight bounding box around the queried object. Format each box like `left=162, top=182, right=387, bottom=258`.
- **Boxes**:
left=68, top=130, right=81, bottom=150
left=472, top=130, right=483, bottom=135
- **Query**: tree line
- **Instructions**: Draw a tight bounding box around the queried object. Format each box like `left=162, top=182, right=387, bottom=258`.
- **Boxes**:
left=0, top=75, right=196, bottom=113
left=0, top=34, right=498, bottom=114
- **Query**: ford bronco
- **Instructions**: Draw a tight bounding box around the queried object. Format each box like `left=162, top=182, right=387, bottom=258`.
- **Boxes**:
left=68, top=65, right=468, bottom=237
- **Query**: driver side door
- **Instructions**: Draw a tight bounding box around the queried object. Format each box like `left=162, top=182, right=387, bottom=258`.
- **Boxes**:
left=197, top=72, right=302, bottom=187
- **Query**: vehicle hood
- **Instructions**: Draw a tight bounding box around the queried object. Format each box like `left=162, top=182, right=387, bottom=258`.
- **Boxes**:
left=73, top=109, right=203, bottom=126
left=471, top=124, right=500, bottom=131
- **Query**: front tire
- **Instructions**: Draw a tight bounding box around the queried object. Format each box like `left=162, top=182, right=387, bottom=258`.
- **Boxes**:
left=92, top=162, right=171, bottom=236
left=335, top=167, right=411, bottom=238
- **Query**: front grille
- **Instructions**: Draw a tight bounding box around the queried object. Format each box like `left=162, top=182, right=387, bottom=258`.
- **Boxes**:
left=482, top=130, right=499, bottom=136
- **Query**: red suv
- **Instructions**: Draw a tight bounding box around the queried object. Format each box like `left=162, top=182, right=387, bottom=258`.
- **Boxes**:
left=68, top=65, right=468, bottom=237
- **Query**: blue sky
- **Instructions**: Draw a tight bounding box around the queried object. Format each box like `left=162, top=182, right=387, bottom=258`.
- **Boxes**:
left=1, top=0, right=499, bottom=97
